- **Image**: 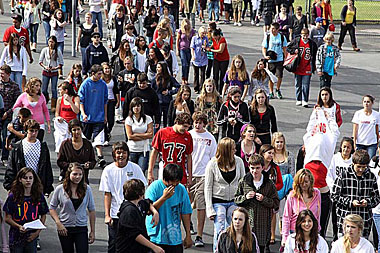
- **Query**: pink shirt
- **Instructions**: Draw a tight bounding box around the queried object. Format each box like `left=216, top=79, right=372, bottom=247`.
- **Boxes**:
left=281, top=188, right=321, bottom=244
left=13, top=93, right=50, bottom=126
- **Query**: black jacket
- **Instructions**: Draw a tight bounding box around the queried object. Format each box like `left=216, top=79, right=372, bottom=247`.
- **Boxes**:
left=249, top=105, right=277, bottom=136
left=341, top=5, right=357, bottom=26
left=83, top=43, right=109, bottom=75
left=287, top=36, right=318, bottom=73
left=167, top=99, right=195, bottom=127
left=123, top=86, right=161, bottom=124
left=117, top=68, right=140, bottom=97
left=4, top=140, right=54, bottom=194
left=217, top=230, right=259, bottom=253
left=258, top=0, right=275, bottom=16
left=143, top=15, right=159, bottom=37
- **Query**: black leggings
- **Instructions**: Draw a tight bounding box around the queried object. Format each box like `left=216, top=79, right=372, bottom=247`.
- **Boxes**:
left=338, top=23, right=357, bottom=48
left=58, top=226, right=88, bottom=253
left=206, top=59, right=213, bottom=78
left=320, top=191, right=331, bottom=238
left=242, top=0, right=252, bottom=19
left=213, top=59, right=229, bottom=94
left=105, top=99, right=116, bottom=141
left=193, top=65, right=206, bottom=92
left=331, top=201, right=338, bottom=241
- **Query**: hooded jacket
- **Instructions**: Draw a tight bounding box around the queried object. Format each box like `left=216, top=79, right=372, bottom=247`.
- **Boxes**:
left=287, top=36, right=318, bottom=73
left=83, top=42, right=109, bottom=75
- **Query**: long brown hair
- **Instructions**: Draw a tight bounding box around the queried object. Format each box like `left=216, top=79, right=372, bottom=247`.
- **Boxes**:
left=101, top=62, right=112, bottom=82
left=67, top=63, right=83, bottom=90
left=251, top=59, right=268, bottom=81
left=227, top=55, right=248, bottom=82
left=11, top=167, right=43, bottom=205
left=155, top=61, right=170, bottom=89
left=226, top=207, right=253, bottom=253
left=63, top=163, right=87, bottom=201
left=8, top=33, right=21, bottom=61
left=250, top=89, right=269, bottom=115
left=216, top=137, right=236, bottom=172
left=196, top=78, right=220, bottom=110
left=25, top=77, right=42, bottom=95
left=295, top=210, right=319, bottom=253
left=259, top=144, right=277, bottom=181
left=174, top=85, right=191, bottom=107
left=292, top=169, right=315, bottom=199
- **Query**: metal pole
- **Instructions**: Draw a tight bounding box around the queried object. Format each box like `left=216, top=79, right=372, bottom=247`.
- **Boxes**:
left=72, top=0, right=77, bottom=57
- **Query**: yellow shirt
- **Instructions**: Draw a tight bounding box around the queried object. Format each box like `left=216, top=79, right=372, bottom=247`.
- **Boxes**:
left=345, top=9, right=355, bottom=24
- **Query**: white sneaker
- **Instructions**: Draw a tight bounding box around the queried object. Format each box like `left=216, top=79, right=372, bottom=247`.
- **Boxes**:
left=302, top=101, right=308, bottom=108
left=251, top=20, right=255, bottom=25
left=256, top=22, right=260, bottom=27
left=64, top=32, right=67, bottom=37
left=238, top=22, right=242, bottom=26
left=78, top=6, right=85, bottom=13
left=296, top=101, right=302, bottom=106
left=234, top=22, right=238, bottom=26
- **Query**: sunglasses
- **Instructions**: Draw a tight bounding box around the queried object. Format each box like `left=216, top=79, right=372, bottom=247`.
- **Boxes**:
left=93, top=36, right=100, bottom=38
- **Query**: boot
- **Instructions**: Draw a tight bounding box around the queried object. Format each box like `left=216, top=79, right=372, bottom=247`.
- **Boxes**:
left=353, top=45, right=360, bottom=52
left=51, top=98, right=57, bottom=113
left=58, top=69, right=64, bottom=79
left=32, top=42, right=37, bottom=52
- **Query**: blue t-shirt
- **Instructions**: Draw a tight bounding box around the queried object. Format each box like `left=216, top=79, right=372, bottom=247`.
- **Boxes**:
left=262, top=33, right=288, bottom=62
left=145, top=180, right=192, bottom=245
left=78, top=77, right=108, bottom=123
left=323, top=45, right=335, bottom=76
left=190, top=35, right=209, bottom=67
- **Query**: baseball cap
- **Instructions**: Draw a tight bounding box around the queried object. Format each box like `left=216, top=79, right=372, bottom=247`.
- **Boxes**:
left=91, top=32, right=101, bottom=38
left=11, top=14, right=22, bottom=22
left=316, top=17, right=323, bottom=23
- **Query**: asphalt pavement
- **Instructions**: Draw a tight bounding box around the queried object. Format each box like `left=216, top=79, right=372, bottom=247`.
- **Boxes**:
left=0, top=2, right=379, bottom=252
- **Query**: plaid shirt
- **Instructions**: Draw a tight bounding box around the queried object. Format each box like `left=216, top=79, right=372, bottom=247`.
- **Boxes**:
left=331, top=165, right=380, bottom=237
left=0, top=80, right=21, bottom=120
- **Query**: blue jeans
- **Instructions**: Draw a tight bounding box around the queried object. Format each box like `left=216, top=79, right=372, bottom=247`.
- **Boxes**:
left=208, top=0, right=219, bottom=21
left=180, top=48, right=191, bottom=80
left=11, top=238, right=37, bottom=253
left=294, top=74, right=311, bottom=102
left=57, top=41, right=64, bottom=55
left=80, top=47, right=86, bottom=64
left=356, top=143, right=377, bottom=159
left=42, top=20, right=51, bottom=45
left=91, top=11, right=103, bottom=38
left=42, top=74, right=58, bottom=99
left=129, top=151, right=150, bottom=173
left=10, top=71, right=23, bottom=91
left=374, top=213, right=380, bottom=251
left=1, top=119, right=10, bottom=161
left=29, top=23, right=39, bottom=43
left=212, top=202, right=237, bottom=252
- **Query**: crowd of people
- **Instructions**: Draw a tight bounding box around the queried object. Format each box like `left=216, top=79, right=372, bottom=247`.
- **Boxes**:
left=0, top=0, right=374, bottom=252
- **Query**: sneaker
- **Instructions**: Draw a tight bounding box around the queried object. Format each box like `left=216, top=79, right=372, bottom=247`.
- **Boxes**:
left=59, top=176, right=63, bottom=181
left=103, top=141, right=110, bottom=146
left=256, top=22, right=260, bottom=27
left=194, top=236, right=204, bottom=247
left=251, top=20, right=255, bottom=26
left=59, top=75, right=64, bottom=80
left=98, top=158, right=107, bottom=168
left=296, top=101, right=302, bottom=106
left=302, top=101, right=308, bottom=108
left=11, top=7, right=15, bottom=13
left=190, top=221, right=196, bottom=235
left=276, top=89, right=283, bottom=99
left=238, top=22, right=242, bottom=27
left=338, top=45, right=342, bottom=50
left=37, top=239, right=41, bottom=250
left=78, top=6, right=85, bottom=13
left=268, top=92, right=275, bottom=99
left=234, top=22, right=238, bottom=26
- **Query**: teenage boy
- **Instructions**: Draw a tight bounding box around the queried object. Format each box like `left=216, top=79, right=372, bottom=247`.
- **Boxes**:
left=123, top=73, right=160, bottom=129
left=6, top=107, right=32, bottom=149
left=145, top=163, right=193, bottom=252
left=121, top=24, right=137, bottom=47
left=99, top=141, right=147, bottom=253
left=262, top=22, right=288, bottom=99
left=117, top=56, right=140, bottom=99
left=83, top=32, right=109, bottom=76
left=147, top=113, right=193, bottom=186
left=107, top=4, right=127, bottom=52
left=189, top=112, right=217, bottom=247
left=78, top=64, right=108, bottom=167
left=116, top=179, right=163, bottom=253
left=235, top=154, right=280, bottom=252
left=331, top=149, right=380, bottom=238
left=310, top=17, right=326, bottom=48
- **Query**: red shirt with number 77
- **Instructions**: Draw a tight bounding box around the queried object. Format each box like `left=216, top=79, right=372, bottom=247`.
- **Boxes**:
left=152, top=127, right=193, bottom=184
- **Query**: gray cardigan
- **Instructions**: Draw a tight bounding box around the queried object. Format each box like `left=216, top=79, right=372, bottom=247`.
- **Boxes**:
left=50, top=184, right=95, bottom=227
left=39, top=47, right=64, bottom=73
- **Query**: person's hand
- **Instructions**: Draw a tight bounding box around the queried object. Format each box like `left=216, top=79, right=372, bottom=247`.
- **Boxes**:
left=264, top=55, right=270, bottom=60
left=360, top=199, right=368, bottom=207
left=153, top=245, right=165, bottom=253
left=29, top=58, right=34, bottom=64
left=255, top=137, right=262, bottom=145
left=183, top=235, right=193, bottom=249
left=352, top=200, right=361, bottom=207
left=105, top=215, right=113, bottom=226
left=108, top=44, right=112, bottom=49
left=334, top=66, right=338, bottom=74
left=1, top=112, right=7, bottom=120
left=295, top=49, right=298, bottom=54
left=255, top=193, right=264, bottom=201
left=115, top=101, right=120, bottom=109
left=7, top=123, right=13, bottom=132
left=19, top=225, right=26, bottom=233
left=228, top=118, right=236, bottom=126
left=342, top=21, right=346, bottom=26
left=84, top=161, right=91, bottom=169
left=246, top=191, right=256, bottom=199
left=148, top=173, right=155, bottom=185
left=88, top=231, right=95, bottom=244
left=318, top=71, right=323, bottom=76
left=56, top=222, right=68, bottom=236
left=151, top=211, right=159, bottom=228
left=162, top=90, right=168, bottom=95
left=162, top=185, right=175, bottom=200
left=82, top=114, right=88, bottom=122
left=117, top=76, right=123, bottom=82
left=63, top=94, right=70, bottom=102
left=104, top=117, right=107, bottom=124
left=176, top=50, right=180, bottom=56
left=47, top=124, right=51, bottom=134
left=27, top=231, right=40, bottom=242
left=76, top=45, right=79, bottom=52
left=191, top=57, right=195, bottom=62
left=58, top=117, right=64, bottom=123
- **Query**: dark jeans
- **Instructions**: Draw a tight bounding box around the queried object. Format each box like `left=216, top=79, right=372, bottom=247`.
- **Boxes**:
left=129, top=151, right=149, bottom=173
left=82, top=122, right=105, bottom=142
left=11, top=238, right=37, bottom=253
left=42, top=20, right=51, bottom=44
left=160, top=103, right=169, bottom=127
left=338, top=23, right=357, bottom=48
left=169, top=6, right=179, bottom=30
left=58, top=226, right=88, bottom=253
left=320, top=191, right=331, bottom=238
left=206, top=58, right=213, bottom=78
left=107, top=218, right=119, bottom=253
left=37, top=129, right=45, bottom=142
left=319, top=72, right=332, bottom=89
left=331, top=201, right=338, bottom=241
left=156, top=244, right=183, bottom=253
left=213, top=59, right=229, bottom=94
left=242, top=0, right=252, bottom=19
left=180, top=48, right=191, bottom=80
left=1, top=119, right=10, bottom=161
left=42, top=74, right=58, bottom=99
left=91, top=11, right=103, bottom=38
left=29, top=23, right=39, bottom=43
left=105, top=100, right=116, bottom=141
left=193, top=64, right=206, bottom=92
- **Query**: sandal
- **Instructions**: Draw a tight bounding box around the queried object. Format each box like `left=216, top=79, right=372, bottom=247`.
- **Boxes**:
left=270, top=238, right=276, bottom=244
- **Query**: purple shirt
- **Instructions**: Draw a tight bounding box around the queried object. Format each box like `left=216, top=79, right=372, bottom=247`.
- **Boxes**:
left=178, top=29, right=195, bottom=50
left=223, top=71, right=250, bottom=92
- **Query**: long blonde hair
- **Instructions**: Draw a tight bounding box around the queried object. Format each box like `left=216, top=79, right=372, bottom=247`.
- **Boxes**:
left=196, top=78, right=220, bottom=110
left=180, top=18, right=191, bottom=35
left=157, top=18, right=173, bottom=38
left=292, top=169, right=315, bottom=199
left=343, top=214, right=364, bottom=253
left=271, top=132, right=289, bottom=161
left=227, top=55, right=248, bottom=82
left=216, top=137, right=236, bottom=172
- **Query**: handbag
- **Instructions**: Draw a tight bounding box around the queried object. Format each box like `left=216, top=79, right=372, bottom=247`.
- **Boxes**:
left=329, top=23, right=335, bottom=32
left=283, top=52, right=299, bottom=73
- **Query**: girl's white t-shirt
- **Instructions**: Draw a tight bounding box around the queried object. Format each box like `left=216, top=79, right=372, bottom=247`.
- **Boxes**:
left=125, top=115, right=153, bottom=152
left=284, top=234, right=329, bottom=253
left=331, top=237, right=375, bottom=253
left=352, top=109, right=379, bottom=145
left=326, top=152, right=352, bottom=191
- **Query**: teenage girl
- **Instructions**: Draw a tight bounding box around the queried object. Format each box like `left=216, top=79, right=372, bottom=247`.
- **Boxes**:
left=315, top=87, right=342, bottom=127
left=66, top=63, right=83, bottom=93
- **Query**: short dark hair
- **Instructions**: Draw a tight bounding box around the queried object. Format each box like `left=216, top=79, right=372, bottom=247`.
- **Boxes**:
left=68, top=118, right=82, bottom=132
left=352, top=150, right=370, bottom=165
left=192, top=112, right=208, bottom=125
left=18, top=108, right=32, bottom=118
left=249, top=154, right=265, bottom=166
left=137, top=72, right=148, bottom=83
left=112, top=141, right=129, bottom=161
left=123, top=179, right=145, bottom=200
left=90, top=64, right=103, bottom=75
left=163, top=164, right=183, bottom=182
left=271, top=22, right=280, bottom=30
left=174, top=113, right=192, bottom=126
left=24, top=119, right=40, bottom=131
left=0, top=64, right=11, bottom=74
